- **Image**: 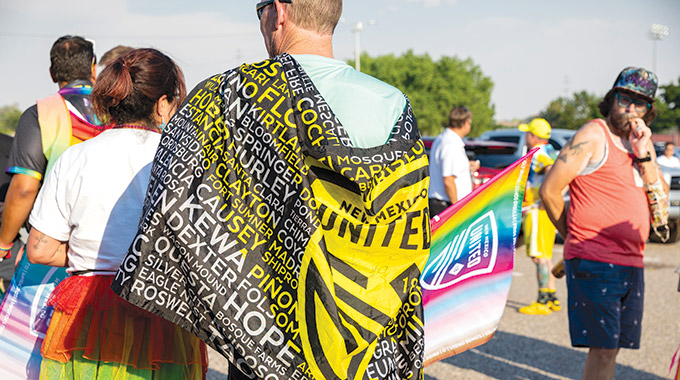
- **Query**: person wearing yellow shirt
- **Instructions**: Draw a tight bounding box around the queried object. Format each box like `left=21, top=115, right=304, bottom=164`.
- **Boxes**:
left=518, top=118, right=560, bottom=315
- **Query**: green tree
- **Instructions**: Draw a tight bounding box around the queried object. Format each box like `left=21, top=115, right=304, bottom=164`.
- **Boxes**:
left=653, top=76, right=680, bottom=132
left=349, top=50, right=495, bottom=137
left=539, top=91, right=601, bottom=130
left=0, top=104, right=22, bottom=136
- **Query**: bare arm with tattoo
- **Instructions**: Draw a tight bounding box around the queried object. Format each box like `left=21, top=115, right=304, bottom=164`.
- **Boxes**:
left=557, top=140, right=589, bottom=164
left=540, top=122, right=605, bottom=239
left=26, top=228, right=68, bottom=267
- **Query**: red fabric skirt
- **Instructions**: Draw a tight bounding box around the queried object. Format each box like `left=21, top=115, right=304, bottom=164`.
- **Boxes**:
left=41, top=275, right=208, bottom=374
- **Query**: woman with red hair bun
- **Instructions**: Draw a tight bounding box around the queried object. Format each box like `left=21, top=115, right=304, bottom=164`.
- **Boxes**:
left=26, top=48, right=207, bottom=379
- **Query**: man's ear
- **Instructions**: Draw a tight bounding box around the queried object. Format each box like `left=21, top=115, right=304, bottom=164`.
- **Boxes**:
left=273, top=0, right=288, bottom=30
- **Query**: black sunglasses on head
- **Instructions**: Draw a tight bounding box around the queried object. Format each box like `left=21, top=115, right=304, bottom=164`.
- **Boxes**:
left=256, top=0, right=292, bottom=20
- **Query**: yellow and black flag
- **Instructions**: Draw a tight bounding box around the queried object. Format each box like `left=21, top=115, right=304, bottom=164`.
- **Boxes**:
left=113, top=54, right=430, bottom=380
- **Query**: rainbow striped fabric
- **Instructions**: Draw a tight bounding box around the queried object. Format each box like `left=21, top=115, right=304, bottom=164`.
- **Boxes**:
left=0, top=254, right=68, bottom=379
left=422, top=149, right=535, bottom=365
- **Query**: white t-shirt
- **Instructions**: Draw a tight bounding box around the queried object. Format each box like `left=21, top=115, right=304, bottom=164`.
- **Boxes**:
left=428, top=128, right=472, bottom=202
left=30, top=128, right=161, bottom=275
left=657, top=154, right=680, bottom=169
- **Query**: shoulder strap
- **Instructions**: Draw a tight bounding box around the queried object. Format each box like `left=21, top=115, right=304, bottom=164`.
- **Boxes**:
left=578, top=119, right=609, bottom=176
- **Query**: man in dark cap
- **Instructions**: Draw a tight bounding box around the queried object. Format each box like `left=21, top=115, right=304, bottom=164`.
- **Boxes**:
left=540, top=67, right=667, bottom=380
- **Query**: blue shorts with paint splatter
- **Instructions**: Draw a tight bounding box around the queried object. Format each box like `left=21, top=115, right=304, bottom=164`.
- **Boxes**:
left=564, top=258, right=644, bottom=349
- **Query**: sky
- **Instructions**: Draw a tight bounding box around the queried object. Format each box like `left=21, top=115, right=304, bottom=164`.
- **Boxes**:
left=0, top=0, right=679, bottom=122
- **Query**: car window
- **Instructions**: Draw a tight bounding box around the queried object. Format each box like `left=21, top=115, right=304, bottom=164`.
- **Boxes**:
left=488, top=136, right=519, bottom=145
left=549, top=139, right=561, bottom=150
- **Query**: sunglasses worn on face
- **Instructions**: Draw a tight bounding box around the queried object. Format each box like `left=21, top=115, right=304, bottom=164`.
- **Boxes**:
left=615, top=92, right=651, bottom=113
left=256, top=0, right=292, bottom=20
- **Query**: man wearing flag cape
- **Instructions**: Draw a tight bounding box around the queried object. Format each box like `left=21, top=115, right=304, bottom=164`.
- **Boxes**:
left=112, top=1, right=431, bottom=379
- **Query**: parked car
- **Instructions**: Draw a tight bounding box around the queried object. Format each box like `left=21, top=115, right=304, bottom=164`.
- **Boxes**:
left=477, top=128, right=576, bottom=169
left=422, top=136, right=517, bottom=189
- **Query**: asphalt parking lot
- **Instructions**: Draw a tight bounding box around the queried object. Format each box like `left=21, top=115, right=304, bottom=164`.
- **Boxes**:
left=207, top=239, right=680, bottom=380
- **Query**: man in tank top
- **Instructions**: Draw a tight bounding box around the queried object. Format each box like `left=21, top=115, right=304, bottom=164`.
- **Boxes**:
left=540, top=67, right=667, bottom=380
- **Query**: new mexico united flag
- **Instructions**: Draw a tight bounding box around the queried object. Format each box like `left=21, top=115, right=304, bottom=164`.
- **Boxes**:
left=422, top=149, right=535, bottom=365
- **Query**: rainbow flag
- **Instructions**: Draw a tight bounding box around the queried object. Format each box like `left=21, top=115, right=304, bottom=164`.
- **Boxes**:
left=422, top=149, right=535, bottom=365
left=0, top=253, right=67, bottom=379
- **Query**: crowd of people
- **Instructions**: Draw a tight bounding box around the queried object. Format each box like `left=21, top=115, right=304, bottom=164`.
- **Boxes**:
left=0, top=1, right=673, bottom=380
left=0, top=36, right=207, bottom=378
left=428, top=68, right=669, bottom=380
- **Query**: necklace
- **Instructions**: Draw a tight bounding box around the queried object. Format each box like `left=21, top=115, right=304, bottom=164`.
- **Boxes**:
left=112, top=124, right=161, bottom=134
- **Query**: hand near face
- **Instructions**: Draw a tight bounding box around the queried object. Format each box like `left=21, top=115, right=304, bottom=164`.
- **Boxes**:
left=628, top=118, right=652, bottom=158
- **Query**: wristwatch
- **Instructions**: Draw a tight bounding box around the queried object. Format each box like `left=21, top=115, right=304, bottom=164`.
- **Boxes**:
left=634, top=152, right=652, bottom=163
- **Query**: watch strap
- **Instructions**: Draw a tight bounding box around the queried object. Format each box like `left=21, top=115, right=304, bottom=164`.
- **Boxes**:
left=634, top=152, right=652, bottom=163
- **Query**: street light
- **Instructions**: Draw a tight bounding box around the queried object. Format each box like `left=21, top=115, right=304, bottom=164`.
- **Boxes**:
left=649, top=23, right=669, bottom=73
left=351, top=20, right=375, bottom=72
left=353, top=22, right=363, bottom=71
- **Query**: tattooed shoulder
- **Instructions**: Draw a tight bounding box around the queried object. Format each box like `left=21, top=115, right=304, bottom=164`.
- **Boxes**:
left=557, top=138, right=589, bottom=164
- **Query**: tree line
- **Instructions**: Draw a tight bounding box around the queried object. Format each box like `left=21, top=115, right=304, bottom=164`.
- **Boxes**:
left=1, top=53, right=678, bottom=136
left=354, top=51, right=679, bottom=135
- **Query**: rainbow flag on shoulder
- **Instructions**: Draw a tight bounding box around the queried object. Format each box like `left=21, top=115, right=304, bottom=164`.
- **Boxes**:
left=422, top=149, right=535, bottom=365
